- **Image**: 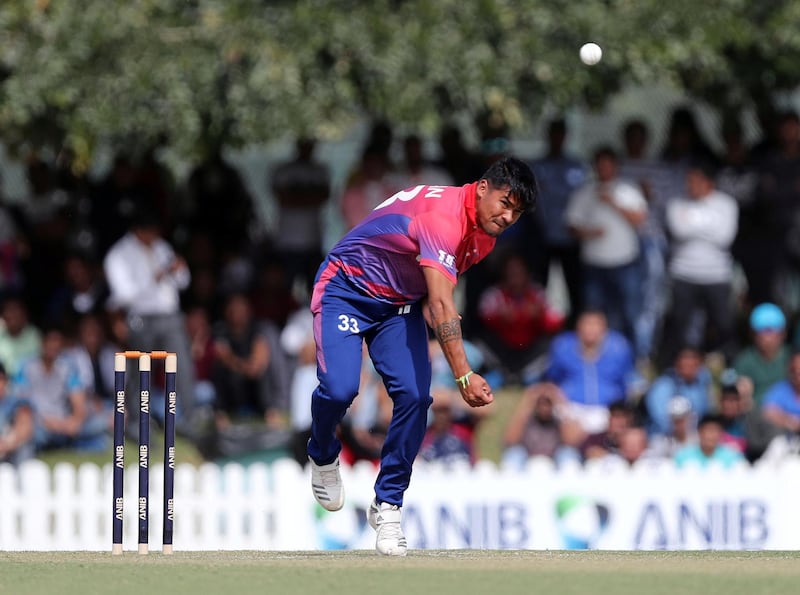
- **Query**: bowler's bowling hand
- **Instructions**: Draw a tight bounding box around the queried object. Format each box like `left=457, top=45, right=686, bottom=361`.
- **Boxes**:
left=458, top=372, right=494, bottom=408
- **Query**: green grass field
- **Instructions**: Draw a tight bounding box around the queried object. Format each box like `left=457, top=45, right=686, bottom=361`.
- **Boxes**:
left=2, top=551, right=799, bottom=595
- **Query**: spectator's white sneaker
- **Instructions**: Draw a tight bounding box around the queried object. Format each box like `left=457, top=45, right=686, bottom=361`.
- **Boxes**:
left=367, top=499, right=407, bottom=556
left=309, top=457, right=345, bottom=511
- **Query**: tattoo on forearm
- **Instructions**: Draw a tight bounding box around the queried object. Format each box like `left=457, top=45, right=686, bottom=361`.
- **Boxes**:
left=435, top=319, right=462, bottom=344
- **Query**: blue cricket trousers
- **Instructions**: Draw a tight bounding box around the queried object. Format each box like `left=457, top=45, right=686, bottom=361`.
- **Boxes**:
left=307, top=264, right=433, bottom=507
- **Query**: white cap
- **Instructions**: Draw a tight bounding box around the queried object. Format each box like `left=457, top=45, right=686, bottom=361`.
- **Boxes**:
left=668, top=396, right=692, bottom=418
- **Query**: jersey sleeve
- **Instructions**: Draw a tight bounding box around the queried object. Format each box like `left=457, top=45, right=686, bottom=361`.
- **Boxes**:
left=409, top=212, right=463, bottom=284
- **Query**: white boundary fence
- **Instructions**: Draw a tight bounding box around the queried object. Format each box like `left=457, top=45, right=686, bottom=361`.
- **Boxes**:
left=2, top=457, right=800, bottom=551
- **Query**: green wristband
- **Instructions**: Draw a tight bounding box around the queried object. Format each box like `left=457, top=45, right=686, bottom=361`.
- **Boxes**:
left=455, top=370, right=474, bottom=389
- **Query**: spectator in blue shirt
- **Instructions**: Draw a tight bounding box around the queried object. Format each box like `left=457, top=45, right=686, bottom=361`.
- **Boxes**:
left=0, top=362, right=34, bottom=465
left=14, top=326, right=108, bottom=451
left=530, top=310, right=638, bottom=436
left=645, top=346, right=714, bottom=436
left=762, top=351, right=800, bottom=433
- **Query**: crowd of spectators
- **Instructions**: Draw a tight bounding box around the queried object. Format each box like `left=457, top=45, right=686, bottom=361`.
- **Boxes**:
left=1, top=104, right=800, bottom=474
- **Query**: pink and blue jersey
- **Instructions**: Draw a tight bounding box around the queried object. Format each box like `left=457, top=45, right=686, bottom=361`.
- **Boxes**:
left=319, top=182, right=496, bottom=304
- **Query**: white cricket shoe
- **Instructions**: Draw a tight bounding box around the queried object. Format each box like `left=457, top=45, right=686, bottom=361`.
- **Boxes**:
left=367, top=499, right=407, bottom=556
left=309, top=457, right=345, bottom=511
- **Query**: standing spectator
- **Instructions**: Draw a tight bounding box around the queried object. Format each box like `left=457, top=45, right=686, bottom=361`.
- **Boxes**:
left=501, top=387, right=582, bottom=468
left=186, top=148, right=255, bottom=251
left=103, top=212, right=197, bottom=435
left=340, top=143, right=400, bottom=231
left=663, top=159, right=738, bottom=364
left=392, top=134, right=453, bottom=189
left=660, top=106, right=718, bottom=167
left=716, top=116, right=761, bottom=306
left=528, top=310, right=638, bottom=435
left=15, top=326, right=108, bottom=452
left=528, top=119, right=587, bottom=323
left=417, top=390, right=475, bottom=468
left=674, top=413, right=746, bottom=469
left=476, top=254, right=564, bottom=382
left=0, top=295, right=42, bottom=377
left=436, top=124, right=485, bottom=186
left=619, top=119, right=673, bottom=365
left=753, top=110, right=800, bottom=308
left=270, top=137, right=331, bottom=295
left=0, top=177, right=25, bottom=298
left=18, top=156, right=74, bottom=320
left=89, top=154, right=152, bottom=254
left=0, top=362, right=35, bottom=465
left=644, top=346, right=713, bottom=437
left=566, top=147, right=647, bottom=350
left=212, top=292, right=284, bottom=428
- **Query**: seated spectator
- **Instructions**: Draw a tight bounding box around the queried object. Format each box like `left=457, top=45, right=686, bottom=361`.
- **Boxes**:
left=674, top=413, right=747, bottom=469
left=527, top=310, right=638, bottom=435
left=44, top=251, right=109, bottom=326
left=501, top=386, right=583, bottom=469
left=248, top=256, right=299, bottom=329
left=648, top=396, right=697, bottom=458
left=476, top=254, right=564, bottom=383
left=719, top=382, right=747, bottom=453
left=65, top=313, right=119, bottom=411
left=15, top=326, right=108, bottom=451
left=185, top=305, right=216, bottom=409
left=0, top=295, right=42, bottom=377
left=733, top=303, right=790, bottom=459
left=645, top=346, right=713, bottom=436
left=761, top=351, right=800, bottom=435
left=734, top=303, right=790, bottom=406
left=581, top=401, right=635, bottom=462
left=212, top=293, right=282, bottom=428
left=0, top=362, right=35, bottom=465
left=418, top=390, right=475, bottom=468
left=600, top=426, right=656, bottom=468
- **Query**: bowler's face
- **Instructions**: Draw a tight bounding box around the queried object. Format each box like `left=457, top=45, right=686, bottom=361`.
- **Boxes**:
left=475, top=181, right=524, bottom=237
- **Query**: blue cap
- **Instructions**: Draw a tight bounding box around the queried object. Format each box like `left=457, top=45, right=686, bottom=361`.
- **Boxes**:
left=749, top=303, right=785, bottom=332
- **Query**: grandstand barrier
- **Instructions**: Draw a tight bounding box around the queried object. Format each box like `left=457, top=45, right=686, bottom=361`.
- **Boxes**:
left=1, top=457, right=799, bottom=551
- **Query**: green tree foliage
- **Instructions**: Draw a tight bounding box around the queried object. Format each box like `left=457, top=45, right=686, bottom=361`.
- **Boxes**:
left=1, top=0, right=799, bottom=165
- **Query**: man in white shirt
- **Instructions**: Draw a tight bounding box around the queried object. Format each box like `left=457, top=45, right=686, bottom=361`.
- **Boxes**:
left=566, top=147, right=647, bottom=353
left=103, top=212, right=197, bottom=434
left=664, top=159, right=739, bottom=364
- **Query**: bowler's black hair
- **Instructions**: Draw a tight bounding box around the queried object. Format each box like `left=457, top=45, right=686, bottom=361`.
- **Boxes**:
left=480, top=156, right=538, bottom=212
